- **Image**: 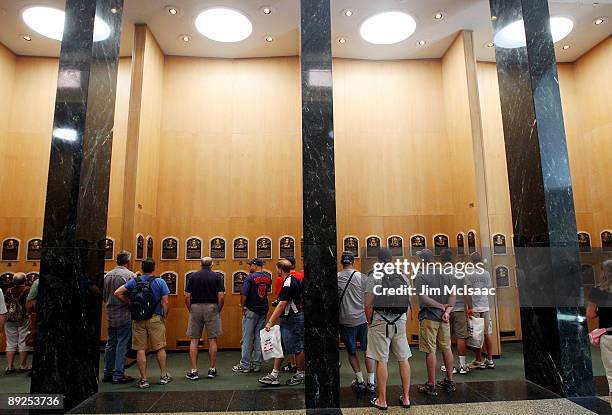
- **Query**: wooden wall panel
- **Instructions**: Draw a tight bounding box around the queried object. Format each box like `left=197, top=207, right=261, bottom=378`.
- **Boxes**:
left=156, top=56, right=302, bottom=349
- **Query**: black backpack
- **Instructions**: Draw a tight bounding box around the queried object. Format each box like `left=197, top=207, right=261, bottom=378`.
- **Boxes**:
left=373, top=273, right=410, bottom=337
left=129, top=276, right=159, bottom=321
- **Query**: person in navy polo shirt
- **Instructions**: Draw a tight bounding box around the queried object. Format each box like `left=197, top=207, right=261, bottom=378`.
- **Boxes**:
left=233, top=258, right=272, bottom=373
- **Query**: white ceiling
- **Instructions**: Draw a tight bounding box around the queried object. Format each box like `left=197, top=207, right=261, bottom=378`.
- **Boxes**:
left=0, top=0, right=610, bottom=62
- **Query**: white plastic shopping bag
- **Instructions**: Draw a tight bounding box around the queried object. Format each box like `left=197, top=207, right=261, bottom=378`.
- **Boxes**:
left=467, top=317, right=485, bottom=349
left=260, top=325, right=284, bottom=361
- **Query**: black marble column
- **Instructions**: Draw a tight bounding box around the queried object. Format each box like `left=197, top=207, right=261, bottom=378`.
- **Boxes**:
left=30, top=0, right=123, bottom=410
left=489, top=0, right=594, bottom=397
left=300, top=0, right=340, bottom=412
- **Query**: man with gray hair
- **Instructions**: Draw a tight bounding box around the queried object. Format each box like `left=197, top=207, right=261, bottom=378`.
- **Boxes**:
left=185, top=256, right=225, bottom=380
left=4, top=272, right=31, bottom=374
left=102, top=250, right=135, bottom=384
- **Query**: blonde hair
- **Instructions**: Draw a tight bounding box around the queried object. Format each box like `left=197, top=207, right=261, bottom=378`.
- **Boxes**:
left=598, top=260, right=612, bottom=292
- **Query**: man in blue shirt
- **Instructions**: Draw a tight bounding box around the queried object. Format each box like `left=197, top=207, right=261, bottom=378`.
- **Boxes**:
left=233, top=258, right=271, bottom=373
left=115, top=258, right=171, bottom=389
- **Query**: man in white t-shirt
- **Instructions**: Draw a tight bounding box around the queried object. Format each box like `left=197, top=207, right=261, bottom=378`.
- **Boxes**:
left=465, top=252, right=495, bottom=369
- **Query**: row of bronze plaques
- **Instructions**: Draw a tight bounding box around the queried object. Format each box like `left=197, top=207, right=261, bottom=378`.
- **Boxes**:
left=0, top=272, right=39, bottom=290
left=493, top=263, right=597, bottom=288
left=1, top=230, right=609, bottom=262
left=134, top=235, right=300, bottom=261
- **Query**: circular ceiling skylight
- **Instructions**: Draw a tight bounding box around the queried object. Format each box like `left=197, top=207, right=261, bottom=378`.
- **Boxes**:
left=494, top=16, right=573, bottom=49
left=22, top=6, right=111, bottom=42
left=195, top=8, right=253, bottom=43
left=360, top=11, right=417, bottom=45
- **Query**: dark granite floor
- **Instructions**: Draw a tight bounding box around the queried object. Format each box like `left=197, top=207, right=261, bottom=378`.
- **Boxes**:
left=68, top=378, right=612, bottom=414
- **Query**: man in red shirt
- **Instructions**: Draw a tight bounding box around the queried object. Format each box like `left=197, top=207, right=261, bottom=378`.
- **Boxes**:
left=272, top=256, right=302, bottom=373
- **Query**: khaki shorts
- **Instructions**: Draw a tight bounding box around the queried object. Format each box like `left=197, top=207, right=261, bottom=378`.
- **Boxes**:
left=5, top=320, right=31, bottom=352
left=419, top=319, right=451, bottom=354
left=450, top=311, right=469, bottom=339
left=132, top=314, right=166, bottom=351
left=188, top=303, right=222, bottom=339
left=473, top=311, right=493, bottom=335
left=366, top=320, right=412, bottom=363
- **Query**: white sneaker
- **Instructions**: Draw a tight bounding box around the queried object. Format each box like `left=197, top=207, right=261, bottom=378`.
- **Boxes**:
left=469, top=360, right=485, bottom=370
left=459, top=365, right=470, bottom=375
left=441, top=365, right=457, bottom=374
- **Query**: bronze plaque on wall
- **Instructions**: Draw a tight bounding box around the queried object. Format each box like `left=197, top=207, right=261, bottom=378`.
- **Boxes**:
left=232, top=271, right=248, bottom=295
left=161, top=237, right=179, bottom=260
left=602, top=231, right=612, bottom=252
left=256, top=237, right=272, bottom=259
left=279, top=236, right=295, bottom=259
left=186, top=237, right=202, bottom=260
left=185, top=271, right=196, bottom=291
left=27, top=238, right=42, bottom=261
left=410, top=235, right=426, bottom=256
left=433, top=234, right=449, bottom=256
left=0, top=272, right=13, bottom=290
left=146, top=236, right=154, bottom=258
left=26, top=272, right=39, bottom=286
left=343, top=236, right=359, bottom=257
left=210, top=237, right=226, bottom=260
left=1, top=238, right=19, bottom=261
left=136, top=235, right=145, bottom=260
left=366, top=236, right=381, bottom=258
left=578, top=232, right=591, bottom=253
left=581, top=264, right=595, bottom=286
left=495, top=266, right=510, bottom=288
left=493, top=233, right=507, bottom=255
left=467, top=231, right=477, bottom=254
left=457, top=234, right=465, bottom=256
left=104, top=238, right=114, bottom=260
left=233, top=237, right=249, bottom=260
left=161, top=272, right=177, bottom=295
left=387, top=235, right=404, bottom=257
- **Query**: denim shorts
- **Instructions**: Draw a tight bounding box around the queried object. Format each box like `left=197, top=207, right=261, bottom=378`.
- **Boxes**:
left=280, top=312, right=304, bottom=354
left=340, top=323, right=368, bottom=354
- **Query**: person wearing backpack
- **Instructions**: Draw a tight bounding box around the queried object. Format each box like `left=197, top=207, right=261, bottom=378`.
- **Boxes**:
left=233, top=258, right=271, bottom=374
left=338, top=251, right=376, bottom=393
left=3, top=272, right=31, bottom=374
left=114, top=258, right=171, bottom=389
left=365, top=248, right=412, bottom=410
left=414, top=249, right=456, bottom=397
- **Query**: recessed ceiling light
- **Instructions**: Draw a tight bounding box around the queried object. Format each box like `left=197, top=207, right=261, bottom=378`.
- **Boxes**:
left=21, top=34, right=32, bottom=41
left=493, top=16, right=573, bottom=49
left=562, top=44, right=570, bottom=50
left=265, top=36, right=274, bottom=42
left=110, top=8, right=118, bottom=14
left=343, top=9, right=354, bottom=17
left=195, top=8, right=253, bottom=43
left=595, top=16, right=607, bottom=25
left=485, top=41, right=494, bottom=48
left=491, top=15, right=497, bottom=21
left=180, top=34, right=190, bottom=42
left=338, top=37, right=347, bottom=44
left=261, top=6, right=272, bottom=15
left=360, top=11, right=417, bottom=45
left=418, top=40, right=426, bottom=46
left=434, top=11, right=444, bottom=20
left=22, top=6, right=111, bottom=42
left=167, top=6, right=178, bottom=16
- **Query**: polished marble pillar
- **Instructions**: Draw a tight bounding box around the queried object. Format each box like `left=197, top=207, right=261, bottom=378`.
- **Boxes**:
left=300, top=0, right=340, bottom=411
left=489, top=0, right=593, bottom=397
left=30, top=0, right=123, bottom=410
